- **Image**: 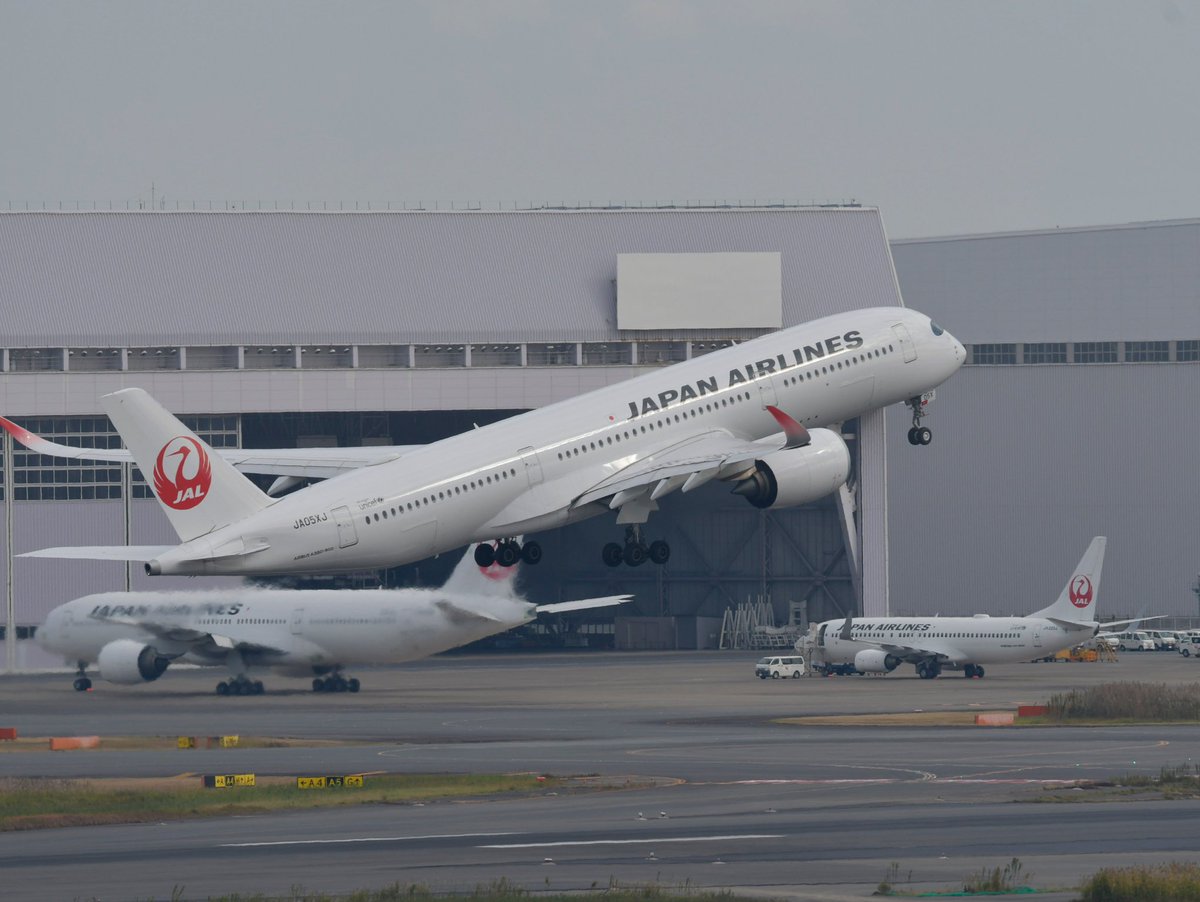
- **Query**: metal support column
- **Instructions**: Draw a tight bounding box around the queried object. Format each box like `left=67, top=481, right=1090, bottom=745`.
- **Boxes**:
left=4, top=430, right=14, bottom=671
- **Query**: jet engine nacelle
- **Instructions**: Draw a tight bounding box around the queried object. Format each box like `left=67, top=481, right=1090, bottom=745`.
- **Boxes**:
left=853, top=648, right=901, bottom=674
left=732, top=428, right=850, bottom=510
left=96, top=639, right=171, bottom=684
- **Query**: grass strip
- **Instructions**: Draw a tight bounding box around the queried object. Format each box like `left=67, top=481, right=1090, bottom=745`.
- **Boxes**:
left=0, top=773, right=590, bottom=832
left=170, top=878, right=750, bottom=902
left=1079, top=861, right=1200, bottom=900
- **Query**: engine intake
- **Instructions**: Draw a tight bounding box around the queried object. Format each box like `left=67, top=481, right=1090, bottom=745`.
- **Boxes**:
left=853, top=648, right=901, bottom=674
left=96, top=639, right=171, bottom=685
left=731, top=428, right=850, bottom=509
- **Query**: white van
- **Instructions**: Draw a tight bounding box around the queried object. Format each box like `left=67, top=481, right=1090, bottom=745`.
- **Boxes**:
left=755, top=655, right=805, bottom=679
left=1117, top=631, right=1156, bottom=651
left=1146, top=630, right=1178, bottom=651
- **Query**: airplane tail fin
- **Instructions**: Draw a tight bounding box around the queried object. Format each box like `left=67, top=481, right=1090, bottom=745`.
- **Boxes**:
left=1030, top=536, right=1106, bottom=623
left=101, top=388, right=271, bottom=542
left=441, top=540, right=522, bottom=599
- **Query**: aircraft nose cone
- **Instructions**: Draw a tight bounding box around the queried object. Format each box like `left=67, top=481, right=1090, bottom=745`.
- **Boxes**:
left=949, top=333, right=966, bottom=365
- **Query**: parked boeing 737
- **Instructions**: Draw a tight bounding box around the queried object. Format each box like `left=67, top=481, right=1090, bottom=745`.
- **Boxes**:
left=36, top=541, right=630, bottom=695
left=810, top=537, right=1142, bottom=679
left=4, top=307, right=963, bottom=575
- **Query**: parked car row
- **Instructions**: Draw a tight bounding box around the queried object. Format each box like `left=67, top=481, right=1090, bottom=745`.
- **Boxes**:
left=1113, top=629, right=1200, bottom=653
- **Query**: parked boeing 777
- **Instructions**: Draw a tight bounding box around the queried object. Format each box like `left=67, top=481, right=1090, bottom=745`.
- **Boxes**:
left=4, top=307, right=963, bottom=575
left=810, top=537, right=1145, bottom=679
left=36, top=541, right=629, bottom=695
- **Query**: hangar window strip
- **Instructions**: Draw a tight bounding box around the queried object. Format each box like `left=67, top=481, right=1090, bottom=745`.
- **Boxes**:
left=8, top=416, right=238, bottom=501
left=1, top=340, right=742, bottom=372
left=967, top=341, right=1200, bottom=365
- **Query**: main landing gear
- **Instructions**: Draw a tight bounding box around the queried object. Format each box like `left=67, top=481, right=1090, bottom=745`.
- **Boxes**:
left=915, top=660, right=942, bottom=679
left=602, top=525, right=670, bottom=568
left=312, top=670, right=360, bottom=693
left=215, top=675, right=265, bottom=696
left=964, top=664, right=986, bottom=679
left=72, top=661, right=92, bottom=692
left=905, top=394, right=934, bottom=446
left=474, top=538, right=542, bottom=568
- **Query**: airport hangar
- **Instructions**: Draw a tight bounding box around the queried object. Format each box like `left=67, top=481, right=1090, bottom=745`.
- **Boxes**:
left=1, top=209, right=1198, bottom=667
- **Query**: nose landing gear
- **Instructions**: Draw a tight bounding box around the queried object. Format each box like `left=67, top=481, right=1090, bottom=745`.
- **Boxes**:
left=72, top=661, right=92, bottom=692
left=905, top=393, right=934, bottom=445
left=602, top=526, right=670, bottom=568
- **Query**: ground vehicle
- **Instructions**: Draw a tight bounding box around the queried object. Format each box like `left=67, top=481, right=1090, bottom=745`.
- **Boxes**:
left=1179, top=636, right=1200, bottom=657
left=1118, top=631, right=1156, bottom=651
left=1146, top=630, right=1177, bottom=651
left=755, top=655, right=805, bottom=679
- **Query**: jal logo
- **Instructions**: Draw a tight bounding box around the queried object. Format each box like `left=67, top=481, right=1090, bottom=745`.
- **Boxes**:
left=1069, top=575, right=1093, bottom=608
left=153, top=436, right=212, bottom=510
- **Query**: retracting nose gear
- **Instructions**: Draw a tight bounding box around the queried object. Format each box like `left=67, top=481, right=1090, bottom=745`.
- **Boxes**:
left=905, top=392, right=935, bottom=446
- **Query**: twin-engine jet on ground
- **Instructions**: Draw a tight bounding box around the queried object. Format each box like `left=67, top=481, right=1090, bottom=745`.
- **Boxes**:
left=37, top=541, right=629, bottom=695
left=811, top=537, right=1141, bottom=679
left=3, top=307, right=963, bottom=576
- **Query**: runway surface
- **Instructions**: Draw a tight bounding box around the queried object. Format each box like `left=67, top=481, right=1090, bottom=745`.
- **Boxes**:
left=3, top=650, right=1200, bottom=900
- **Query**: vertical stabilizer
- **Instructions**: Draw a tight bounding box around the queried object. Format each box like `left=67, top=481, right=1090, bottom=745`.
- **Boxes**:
left=441, top=540, right=522, bottom=599
left=1031, top=536, right=1106, bottom=622
left=101, top=389, right=271, bottom=542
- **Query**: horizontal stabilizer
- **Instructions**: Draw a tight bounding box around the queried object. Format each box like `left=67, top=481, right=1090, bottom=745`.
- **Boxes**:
left=19, top=545, right=173, bottom=562
left=536, top=595, right=633, bottom=614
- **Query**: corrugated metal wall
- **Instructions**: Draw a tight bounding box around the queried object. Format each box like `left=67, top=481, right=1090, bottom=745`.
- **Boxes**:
left=886, top=364, right=1200, bottom=618
left=0, top=208, right=896, bottom=346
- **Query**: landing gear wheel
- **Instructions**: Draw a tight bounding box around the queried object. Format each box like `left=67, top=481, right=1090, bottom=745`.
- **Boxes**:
left=216, top=681, right=231, bottom=696
left=312, top=678, right=325, bottom=693
left=602, top=542, right=624, bottom=567
left=520, top=541, right=543, bottom=565
left=496, top=542, right=520, bottom=568
left=964, top=664, right=977, bottom=678
left=623, top=542, right=648, bottom=567
left=347, top=677, right=360, bottom=693
left=975, top=666, right=985, bottom=678
left=907, top=427, right=919, bottom=445
left=916, top=426, right=932, bottom=445
left=252, top=681, right=265, bottom=695
left=474, top=543, right=496, bottom=567
left=73, top=677, right=92, bottom=691
left=648, top=540, right=670, bottom=565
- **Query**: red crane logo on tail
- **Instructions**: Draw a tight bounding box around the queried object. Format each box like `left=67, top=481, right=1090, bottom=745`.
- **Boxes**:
left=153, top=437, right=212, bottom=511
left=1069, top=575, right=1093, bottom=609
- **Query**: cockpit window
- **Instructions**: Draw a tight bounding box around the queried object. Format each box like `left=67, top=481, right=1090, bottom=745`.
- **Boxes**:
left=930, top=322, right=944, bottom=336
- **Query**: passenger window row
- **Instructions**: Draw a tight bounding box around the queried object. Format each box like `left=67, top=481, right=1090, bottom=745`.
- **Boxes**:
left=363, top=466, right=520, bottom=526
left=780, top=344, right=894, bottom=387
left=554, top=391, right=755, bottom=461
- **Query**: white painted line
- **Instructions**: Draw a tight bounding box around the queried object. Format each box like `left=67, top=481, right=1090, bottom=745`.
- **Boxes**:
left=479, top=834, right=782, bottom=849
left=222, top=832, right=518, bottom=848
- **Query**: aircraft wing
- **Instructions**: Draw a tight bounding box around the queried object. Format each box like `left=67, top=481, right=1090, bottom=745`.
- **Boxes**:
left=1092, top=616, right=1167, bottom=631
left=572, top=429, right=777, bottom=509
left=0, top=416, right=418, bottom=480
left=97, top=613, right=289, bottom=657
left=536, top=595, right=633, bottom=614
left=573, top=406, right=815, bottom=510
left=852, top=636, right=962, bottom=664
left=19, top=545, right=173, bottom=561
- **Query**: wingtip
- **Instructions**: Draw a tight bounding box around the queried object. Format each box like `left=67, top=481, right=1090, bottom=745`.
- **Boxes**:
left=0, top=415, right=40, bottom=449
left=765, top=405, right=811, bottom=448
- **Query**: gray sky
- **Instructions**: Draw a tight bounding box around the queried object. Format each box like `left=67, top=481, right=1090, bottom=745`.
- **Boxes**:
left=2, top=0, right=1197, bottom=238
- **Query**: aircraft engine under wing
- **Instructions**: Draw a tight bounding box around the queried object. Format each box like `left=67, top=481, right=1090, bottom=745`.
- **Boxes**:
left=730, top=435, right=851, bottom=509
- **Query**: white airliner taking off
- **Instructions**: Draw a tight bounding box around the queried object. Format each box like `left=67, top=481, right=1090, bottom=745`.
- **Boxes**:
left=811, top=537, right=1130, bottom=679
left=37, top=541, right=629, bottom=695
left=4, top=307, right=963, bottom=575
